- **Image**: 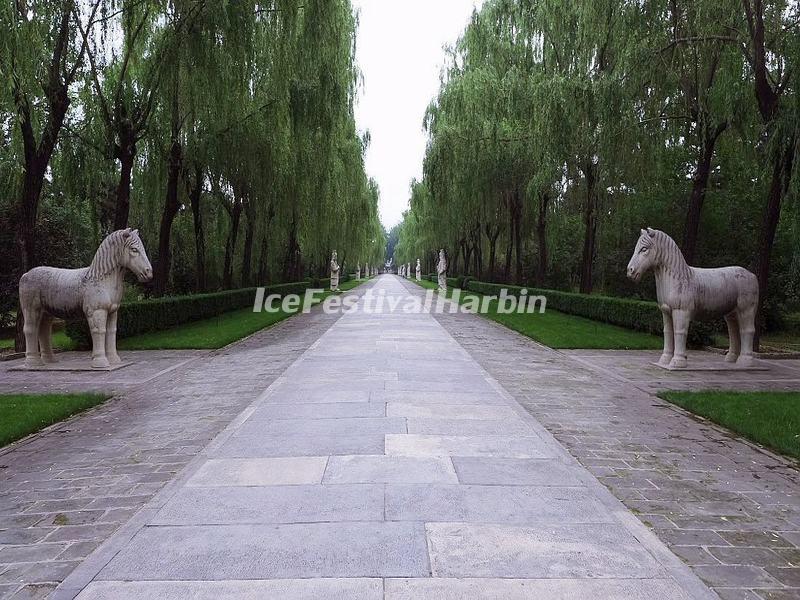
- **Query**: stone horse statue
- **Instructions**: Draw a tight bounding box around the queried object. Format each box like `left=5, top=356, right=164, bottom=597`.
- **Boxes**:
left=19, top=229, right=153, bottom=369
left=626, top=228, right=758, bottom=369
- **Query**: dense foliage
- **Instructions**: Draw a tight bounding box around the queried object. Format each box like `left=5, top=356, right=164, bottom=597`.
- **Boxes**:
left=1, top=0, right=385, bottom=341
left=393, top=0, right=800, bottom=337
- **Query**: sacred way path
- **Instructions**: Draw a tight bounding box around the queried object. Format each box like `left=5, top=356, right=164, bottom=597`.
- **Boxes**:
left=2, top=275, right=800, bottom=599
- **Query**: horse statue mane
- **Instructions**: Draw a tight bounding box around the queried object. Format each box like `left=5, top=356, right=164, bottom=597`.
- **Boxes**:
left=86, top=229, right=141, bottom=281
left=19, top=228, right=152, bottom=370
left=627, top=227, right=759, bottom=369
left=634, top=228, right=691, bottom=282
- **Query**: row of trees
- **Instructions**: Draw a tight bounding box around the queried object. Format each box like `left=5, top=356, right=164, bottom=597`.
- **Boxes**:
left=1, top=0, right=386, bottom=341
left=392, top=0, right=799, bottom=334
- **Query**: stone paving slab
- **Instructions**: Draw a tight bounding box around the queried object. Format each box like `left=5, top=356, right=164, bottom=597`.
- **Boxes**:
left=9, top=359, right=133, bottom=372
left=96, top=522, right=430, bottom=580
left=186, top=457, right=328, bottom=486
left=56, top=276, right=714, bottom=600
left=0, top=350, right=206, bottom=395
left=322, top=455, right=458, bottom=484
left=76, top=579, right=383, bottom=599
left=564, top=349, right=800, bottom=393
left=151, top=484, right=384, bottom=524
left=385, top=484, right=612, bottom=523
left=426, top=522, right=667, bottom=578
left=385, top=578, right=695, bottom=599
left=385, top=433, right=550, bottom=458
left=214, top=432, right=387, bottom=457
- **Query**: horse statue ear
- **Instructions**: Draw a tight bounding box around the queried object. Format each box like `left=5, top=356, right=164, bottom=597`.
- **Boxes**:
left=131, top=229, right=139, bottom=236
left=646, top=227, right=656, bottom=238
left=640, top=228, right=647, bottom=237
left=122, top=229, right=132, bottom=239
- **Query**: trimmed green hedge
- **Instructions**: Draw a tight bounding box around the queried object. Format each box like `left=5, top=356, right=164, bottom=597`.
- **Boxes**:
left=464, top=280, right=713, bottom=347
left=65, top=281, right=315, bottom=349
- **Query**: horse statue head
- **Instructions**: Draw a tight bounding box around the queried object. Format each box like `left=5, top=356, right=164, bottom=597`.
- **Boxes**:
left=87, top=228, right=153, bottom=283
left=626, top=227, right=688, bottom=283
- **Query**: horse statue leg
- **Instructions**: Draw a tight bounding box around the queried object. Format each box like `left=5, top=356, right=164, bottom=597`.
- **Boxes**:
left=669, top=309, right=690, bottom=369
left=22, top=305, right=43, bottom=368
left=724, top=313, right=741, bottom=363
left=736, top=304, right=757, bottom=366
left=38, top=313, right=57, bottom=364
left=87, top=308, right=110, bottom=369
left=659, top=309, right=674, bottom=367
left=105, top=310, right=121, bottom=365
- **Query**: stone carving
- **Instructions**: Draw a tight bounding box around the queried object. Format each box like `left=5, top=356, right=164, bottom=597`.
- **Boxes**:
left=330, top=250, right=340, bottom=291
left=416, top=259, right=421, bottom=281
left=437, top=249, right=448, bottom=293
left=406, top=263, right=411, bottom=279
left=18, top=228, right=153, bottom=369
left=356, top=263, right=361, bottom=280
left=626, top=228, right=759, bottom=369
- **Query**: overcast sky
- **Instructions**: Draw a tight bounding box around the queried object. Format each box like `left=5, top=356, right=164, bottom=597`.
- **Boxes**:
left=352, top=0, right=483, bottom=229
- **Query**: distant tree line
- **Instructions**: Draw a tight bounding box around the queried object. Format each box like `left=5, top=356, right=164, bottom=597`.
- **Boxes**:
left=392, top=0, right=799, bottom=339
left=0, top=0, right=386, bottom=344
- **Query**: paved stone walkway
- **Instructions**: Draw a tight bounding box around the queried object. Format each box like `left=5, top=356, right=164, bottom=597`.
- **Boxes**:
left=417, top=282, right=800, bottom=600
left=55, top=276, right=712, bottom=599
left=0, top=303, right=346, bottom=599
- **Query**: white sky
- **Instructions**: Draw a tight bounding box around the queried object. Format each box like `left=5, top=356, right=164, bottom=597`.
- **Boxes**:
left=352, top=0, right=483, bottom=229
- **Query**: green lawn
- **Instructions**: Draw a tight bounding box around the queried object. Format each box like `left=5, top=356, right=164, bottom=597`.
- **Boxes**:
left=118, top=277, right=368, bottom=350
left=0, top=331, right=75, bottom=352
left=409, top=278, right=662, bottom=350
left=0, top=393, right=109, bottom=447
left=659, top=391, right=800, bottom=460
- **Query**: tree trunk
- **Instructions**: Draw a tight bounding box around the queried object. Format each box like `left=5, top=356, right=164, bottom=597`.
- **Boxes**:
left=486, top=224, right=499, bottom=282
left=223, top=201, right=242, bottom=289
left=187, top=165, right=206, bottom=292
left=579, top=161, right=599, bottom=294
left=753, top=138, right=795, bottom=347
left=461, top=239, right=471, bottom=277
left=113, top=138, right=136, bottom=230
left=12, top=79, right=70, bottom=350
left=241, top=200, right=255, bottom=287
left=152, top=138, right=182, bottom=296
left=683, top=122, right=727, bottom=264
left=504, top=192, right=514, bottom=282
left=512, top=189, right=522, bottom=284
left=257, top=205, right=275, bottom=284
left=536, top=191, right=549, bottom=286
left=283, top=212, right=301, bottom=281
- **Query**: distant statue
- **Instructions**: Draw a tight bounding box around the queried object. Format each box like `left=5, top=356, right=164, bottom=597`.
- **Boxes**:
left=416, top=259, right=421, bottom=281
left=626, top=228, right=759, bottom=369
left=18, top=228, right=153, bottom=369
left=437, top=249, right=448, bottom=293
left=330, top=250, right=340, bottom=291
left=356, top=263, right=361, bottom=280
left=406, top=263, right=411, bottom=279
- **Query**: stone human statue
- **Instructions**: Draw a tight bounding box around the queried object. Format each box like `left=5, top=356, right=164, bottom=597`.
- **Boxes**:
left=330, top=250, right=340, bottom=292
left=356, top=263, right=361, bottom=280
left=416, top=259, right=421, bottom=281
left=18, top=228, right=153, bottom=369
left=437, top=249, right=448, bottom=293
left=406, top=263, right=411, bottom=279
left=626, top=228, right=759, bottom=369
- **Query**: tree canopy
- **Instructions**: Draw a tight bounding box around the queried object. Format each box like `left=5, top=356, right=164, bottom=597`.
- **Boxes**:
left=1, top=0, right=386, bottom=333
left=392, top=0, right=799, bottom=337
